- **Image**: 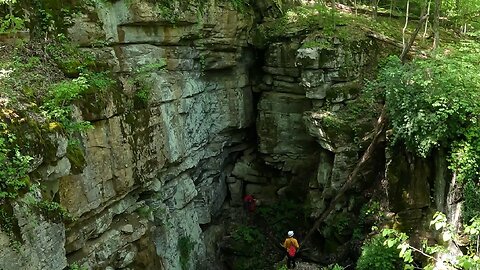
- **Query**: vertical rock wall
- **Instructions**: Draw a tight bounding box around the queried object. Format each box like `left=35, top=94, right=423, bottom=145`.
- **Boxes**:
left=0, top=1, right=450, bottom=269
left=1, top=1, right=256, bottom=269
left=250, top=33, right=381, bottom=214
left=66, top=1, right=256, bottom=269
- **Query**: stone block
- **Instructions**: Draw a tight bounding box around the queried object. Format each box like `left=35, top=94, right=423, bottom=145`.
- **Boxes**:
left=263, top=66, right=301, bottom=77
left=300, top=69, right=325, bottom=88
left=265, top=42, right=300, bottom=68
left=305, top=83, right=331, bottom=100
left=228, top=179, right=244, bottom=207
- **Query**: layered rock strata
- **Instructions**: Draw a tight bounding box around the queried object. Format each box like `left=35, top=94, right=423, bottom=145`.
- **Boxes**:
left=1, top=1, right=255, bottom=269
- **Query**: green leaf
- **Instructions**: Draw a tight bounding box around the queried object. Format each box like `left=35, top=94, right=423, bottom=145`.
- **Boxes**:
left=386, top=239, right=396, bottom=248
left=442, top=231, right=452, bottom=242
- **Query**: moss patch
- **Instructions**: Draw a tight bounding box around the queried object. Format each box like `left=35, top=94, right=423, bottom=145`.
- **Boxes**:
left=66, top=141, right=86, bottom=174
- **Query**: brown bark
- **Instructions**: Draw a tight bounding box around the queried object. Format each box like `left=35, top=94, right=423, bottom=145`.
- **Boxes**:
left=400, top=13, right=429, bottom=62
left=366, top=30, right=404, bottom=48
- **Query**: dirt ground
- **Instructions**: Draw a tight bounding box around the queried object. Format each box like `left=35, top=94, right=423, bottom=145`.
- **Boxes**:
left=275, top=259, right=324, bottom=270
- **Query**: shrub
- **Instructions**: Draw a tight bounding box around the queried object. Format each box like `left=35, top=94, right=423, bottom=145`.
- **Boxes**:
left=356, top=234, right=403, bottom=270
left=322, top=264, right=345, bottom=270
left=257, top=199, right=306, bottom=237
left=33, top=200, right=73, bottom=223
left=463, top=180, right=480, bottom=223
left=380, top=45, right=480, bottom=157
left=0, top=125, right=32, bottom=200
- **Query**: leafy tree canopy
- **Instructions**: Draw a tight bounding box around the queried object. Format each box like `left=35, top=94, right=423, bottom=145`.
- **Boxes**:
left=375, top=42, right=480, bottom=160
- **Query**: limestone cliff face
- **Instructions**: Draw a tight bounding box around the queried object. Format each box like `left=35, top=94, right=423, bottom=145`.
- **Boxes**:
left=67, top=2, right=255, bottom=269
left=0, top=1, right=438, bottom=269
left=1, top=1, right=255, bottom=269
left=245, top=34, right=382, bottom=217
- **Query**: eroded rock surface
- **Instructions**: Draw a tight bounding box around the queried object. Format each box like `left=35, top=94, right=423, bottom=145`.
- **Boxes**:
left=1, top=1, right=255, bottom=269
left=0, top=1, right=395, bottom=269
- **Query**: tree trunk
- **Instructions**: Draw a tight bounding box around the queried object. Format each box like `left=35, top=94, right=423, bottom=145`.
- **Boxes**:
left=8, top=1, right=13, bottom=17
left=400, top=13, right=429, bottom=62
left=332, top=0, right=337, bottom=28
left=423, top=0, right=431, bottom=38
left=390, top=0, right=394, bottom=18
left=433, top=0, right=441, bottom=48
left=301, top=12, right=426, bottom=244
left=372, top=0, right=378, bottom=19
left=402, top=0, right=410, bottom=49
left=301, top=108, right=387, bottom=246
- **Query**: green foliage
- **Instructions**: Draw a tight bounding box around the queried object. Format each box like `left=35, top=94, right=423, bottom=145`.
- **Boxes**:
left=66, top=140, right=86, bottom=174
left=323, top=211, right=353, bottom=239
left=0, top=13, right=24, bottom=33
left=0, top=124, right=32, bottom=200
left=40, top=75, right=94, bottom=135
left=47, top=76, right=89, bottom=105
left=1, top=40, right=113, bottom=137
left=380, top=43, right=480, bottom=158
left=464, top=216, right=480, bottom=236
left=229, top=0, right=249, bottom=12
left=0, top=0, right=80, bottom=38
left=449, top=125, right=480, bottom=183
left=322, top=264, right=345, bottom=270
left=373, top=44, right=480, bottom=231
left=257, top=199, right=306, bottom=237
left=135, top=59, right=167, bottom=74
left=0, top=38, right=112, bottom=239
left=319, top=111, right=344, bottom=130
left=136, top=205, right=153, bottom=219
left=301, top=39, right=334, bottom=50
left=353, top=201, right=384, bottom=240
left=130, top=60, right=166, bottom=105
left=68, top=262, right=88, bottom=270
left=178, top=236, right=195, bottom=270
left=135, top=88, right=150, bottom=103
left=258, top=3, right=392, bottom=42
left=33, top=199, right=73, bottom=223
left=319, top=81, right=382, bottom=147
left=232, top=225, right=264, bottom=246
left=360, top=201, right=382, bottom=220
left=356, top=230, right=407, bottom=270
left=425, top=212, right=480, bottom=269
left=231, top=225, right=270, bottom=269
left=37, top=40, right=113, bottom=134
left=86, top=71, right=116, bottom=93
left=46, top=38, right=97, bottom=77
left=457, top=255, right=480, bottom=270
left=24, top=0, right=79, bottom=38
left=463, top=180, right=480, bottom=224
left=0, top=0, right=24, bottom=34
left=0, top=207, right=16, bottom=236
left=333, top=212, right=351, bottom=235
left=143, top=0, right=211, bottom=22
left=377, top=212, right=480, bottom=269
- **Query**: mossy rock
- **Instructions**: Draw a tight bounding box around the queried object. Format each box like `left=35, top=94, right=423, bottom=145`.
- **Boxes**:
left=66, top=142, right=86, bottom=175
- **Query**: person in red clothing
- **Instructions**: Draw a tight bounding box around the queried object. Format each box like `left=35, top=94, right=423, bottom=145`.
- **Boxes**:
left=283, top=230, right=300, bottom=269
left=243, top=194, right=256, bottom=212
